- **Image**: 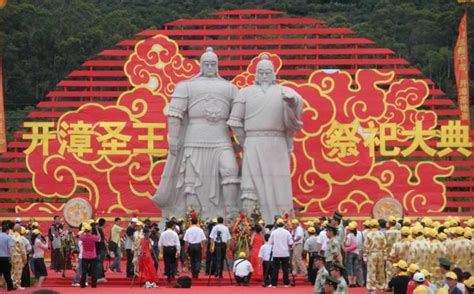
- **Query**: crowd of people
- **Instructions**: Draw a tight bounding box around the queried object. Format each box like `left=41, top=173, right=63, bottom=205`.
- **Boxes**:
left=0, top=212, right=474, bottom=294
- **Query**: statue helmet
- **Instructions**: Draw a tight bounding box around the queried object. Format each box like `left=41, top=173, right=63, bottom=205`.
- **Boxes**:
left=200, top=47, right=218, bottom=64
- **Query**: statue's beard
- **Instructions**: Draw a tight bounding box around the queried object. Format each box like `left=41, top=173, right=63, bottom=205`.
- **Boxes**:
left=259, top=80, right=272, bottom=89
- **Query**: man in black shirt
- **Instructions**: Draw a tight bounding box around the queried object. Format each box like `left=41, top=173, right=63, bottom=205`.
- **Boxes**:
left=388, top=260, right=410, bottom=294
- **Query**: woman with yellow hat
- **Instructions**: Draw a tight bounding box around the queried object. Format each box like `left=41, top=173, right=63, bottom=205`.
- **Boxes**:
left=31, top=228, right=48, bottom=288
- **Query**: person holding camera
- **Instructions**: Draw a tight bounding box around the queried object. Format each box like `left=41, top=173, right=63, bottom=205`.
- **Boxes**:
left=48, top=216, right=63, bottom=271
left=79, top=223, right=100, bottom=288
left=233, top=251, right=254, bottom=286
left=158, top=221, right=180, bottom=282
left=209, top=216, right=231, bottom=278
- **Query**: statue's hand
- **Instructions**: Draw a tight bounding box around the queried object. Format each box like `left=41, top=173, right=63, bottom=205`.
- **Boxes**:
left=168, top=138, right=179, bottom=156
left=283, top=95, right=296, bottom=107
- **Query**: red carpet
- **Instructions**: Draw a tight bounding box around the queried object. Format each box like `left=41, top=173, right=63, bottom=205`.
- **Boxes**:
left=22, top=261, right=367, bottom=293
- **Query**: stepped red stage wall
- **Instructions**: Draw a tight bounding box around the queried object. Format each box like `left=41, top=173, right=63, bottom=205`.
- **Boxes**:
left=0, top=9, right=472, bottom=224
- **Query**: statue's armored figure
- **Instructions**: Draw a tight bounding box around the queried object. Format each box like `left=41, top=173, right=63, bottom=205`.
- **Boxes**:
left=153, top=48, right=240, bottom=220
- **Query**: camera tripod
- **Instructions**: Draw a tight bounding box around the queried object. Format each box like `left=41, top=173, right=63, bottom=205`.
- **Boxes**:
left=207, top=233, right=233, bottom=286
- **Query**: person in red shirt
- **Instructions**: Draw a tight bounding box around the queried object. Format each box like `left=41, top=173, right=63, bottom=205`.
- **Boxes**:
left=139, top=228, right=157, bottom=288
left=79, top=223, right=100, bottom=288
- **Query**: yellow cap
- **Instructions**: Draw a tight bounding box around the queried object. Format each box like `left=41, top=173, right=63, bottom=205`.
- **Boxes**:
left=78, top=230, right=84, bottom=236
left=388, top=216, right=397, bottom=223
left=313, top=218, right=321, bottom=224
left=346, top=223, right=357, bottom=231
left=444, top=221, right=451, bottom=228
left=363, top=219, right=371, bottom=227
left=136, top=221, right=144, bottom=227
left=464, top=228, right=472, bottom=239
left=276, top=218, right=285, bottom=225
left=428, top=228, right=437, bottom=239
left=238, top=251, right=247, bottom=258
left=393, top=260, right=408, bottom=270
left=437, top=232, right=447, bottom=241
left=83, top=223, right=92, bottom=231
left=466, top=218, right=474, bottom=228
left=445, top=271, right=457, bottom=280
left=322, top=220, right=328, bottom=227
left=291, top=219, right=299, bottom=224
left=421, top=269, right=431, bottom=278
left=421, top=217, right=432, bottom=227
left=371, top=219, right=379, bottom=227
left=464, top=276, right=474, bottom=289
left=401, top=226, right=411, bottom=236
left=258, top=219, right=265, bottom=225
left=304, top=220, right=314, bottom=227
left=403, top=217, right=411, bottom=225
left=413, top=285, right=429, bottom=294
left=411, top=225, right=422, bottom=235
left=455, top=226, right=464, bottom=236
left=212, top=218, right=218, bottom=224
left=308, top=227, right=316, bottom=234
left=87, top=219, right=95, bottom=224
left=31, top=222, right=40, bottom=228
left=422, top=227, right=431, bottom=237
left=453, top=216, right=460, bottom=226
left=407, top=263, right=420, bottom=274
left=20, top=226, right=26, bottom=235
left=436, top=288, right=448, bottom=294
left=32, top=229, right=41, bottom=235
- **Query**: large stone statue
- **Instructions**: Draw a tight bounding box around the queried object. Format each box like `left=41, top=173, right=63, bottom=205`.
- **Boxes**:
left=153, top=47, right=240, bottom=220
left=227, top=54, right=303, bottom=223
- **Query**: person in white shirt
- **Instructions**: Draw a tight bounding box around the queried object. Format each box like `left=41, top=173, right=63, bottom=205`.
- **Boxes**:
left=32, top=229, right=49, bottom=288
left=158, top=221, right=180, bottom=282
left=258, top=234, right=273, bottom=286
left=183, top=218, right=206, bottom=279
left=268, top=218, right=293, bottom=287
left=316, top=222, right=329, bottom=255
left=233, top=251, right=253, bottom=286
left=209, top=216, right=231, bottom=277
left=291, top=219, right=307, bottom=276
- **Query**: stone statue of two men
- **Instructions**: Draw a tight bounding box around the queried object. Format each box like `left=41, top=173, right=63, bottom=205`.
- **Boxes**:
left=153, top=48, right=303, bottom=223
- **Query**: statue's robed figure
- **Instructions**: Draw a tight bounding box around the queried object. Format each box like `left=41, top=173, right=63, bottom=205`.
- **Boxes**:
left=227, top=54, right=303, bottom=223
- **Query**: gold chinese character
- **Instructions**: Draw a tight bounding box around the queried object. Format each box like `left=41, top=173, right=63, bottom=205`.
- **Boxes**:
left=401, top=121, right=436, bottom=157
left=22, top=122, right=55, bottom=155
left=132, top=122, right=167, bottom=156
left=362, top=122, right=379, bottom=157
left=59, top=121, right=94, bottom=156
left=97, top=122, right=131, bottom=155
left=325, top=121, right=361, bottom=158
left=379, top=123, right=400, bottom=156
left=437, top=120, right=472, bottom=157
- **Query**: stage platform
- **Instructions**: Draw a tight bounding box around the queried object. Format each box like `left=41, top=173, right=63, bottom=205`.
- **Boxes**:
left=30, top=268, right=367, bottom=293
